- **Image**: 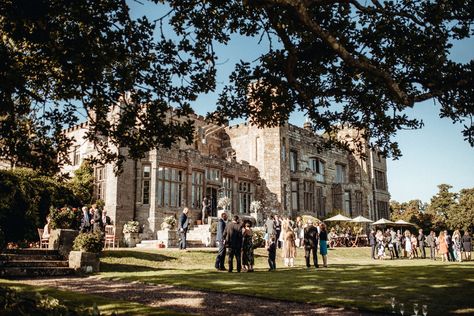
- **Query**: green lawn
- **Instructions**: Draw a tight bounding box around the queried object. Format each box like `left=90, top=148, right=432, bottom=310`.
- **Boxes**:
left=100, top=247, right=474, bottom=315
left=0, top=279, right=183, bottom=315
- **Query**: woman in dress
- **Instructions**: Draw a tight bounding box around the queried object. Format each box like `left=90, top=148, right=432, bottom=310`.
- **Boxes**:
left=404, top=230, right=413, bottom=259
left=375, top=230, right=384, bottom=259
left=453, top=230, right=462, bottom=262
left=42, top=216, right=51, bottom=239
left=438, top=231, right=449, bottom=262
left=320, top=223, right=329, bottom=267
left=462, top=231, right=472, bottom=261
left=282, top=225, right=297, bottom=267
left=295, top=216, right=304, bottom=248
left=241, top=221, right=254, bottom=272
left=411, top=233, right=418, bottom=258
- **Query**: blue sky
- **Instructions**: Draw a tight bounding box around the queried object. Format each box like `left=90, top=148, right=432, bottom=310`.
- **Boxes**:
left=129, top=2, right=474, bottom=203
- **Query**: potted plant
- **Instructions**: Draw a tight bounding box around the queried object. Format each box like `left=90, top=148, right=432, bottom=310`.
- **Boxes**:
left=160, top=216, right=176, bottom=230
left=123, top=221, right=141, bottom=247
left=69, top=232, right=103, bottom=273
left=217, top=196, right=231, bottom=211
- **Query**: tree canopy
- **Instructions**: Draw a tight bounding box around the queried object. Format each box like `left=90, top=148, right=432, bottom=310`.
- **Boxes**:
left=1, top=0, right=473, bottom=173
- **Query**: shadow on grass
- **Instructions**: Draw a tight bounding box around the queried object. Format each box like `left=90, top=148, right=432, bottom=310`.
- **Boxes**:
left=100, top=262, right=164, bottom=272
left=110, top=262, right=474, bottom=315
left=102, top=250, right=177, bottom=262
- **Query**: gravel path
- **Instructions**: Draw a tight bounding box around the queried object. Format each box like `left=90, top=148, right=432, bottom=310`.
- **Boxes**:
left=20, top=276, right=386, bottom=315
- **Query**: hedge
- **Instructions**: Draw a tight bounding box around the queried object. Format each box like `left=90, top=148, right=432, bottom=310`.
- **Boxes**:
left=0, top=168, right=79, bottom=244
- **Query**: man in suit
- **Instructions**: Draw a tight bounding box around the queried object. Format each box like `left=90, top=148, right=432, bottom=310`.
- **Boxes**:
left=369, top=229, right=376, bottom=259
left=274, top=215, right=282, bottom=248
left=80, top=206, right=91, bottom=233
left=91, top=204, right=103, bottom=233
left=445, top=230, right=455, bottom=261
left=214, top=212, right=228, bottom=271
left=426, top=231, right=437, bottom=260
left=304, top=220, right=319, bottom=268
left=102, top=209, right=112, bottom=226
left=223, top=215, right=242, bottom=272
left=178, top=208, right=190, bottom=250
left=418, top=228, right=426, bottom=259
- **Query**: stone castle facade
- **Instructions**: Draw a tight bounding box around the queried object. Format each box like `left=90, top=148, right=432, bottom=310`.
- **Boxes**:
left=63, top=111, right=390, bottom=239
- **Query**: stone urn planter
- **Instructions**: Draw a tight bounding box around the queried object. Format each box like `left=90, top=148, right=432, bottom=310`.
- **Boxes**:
left=69, top=251, right=100, bottom=273
left=49, top=229, right=79, bottom=257
left=123, top=232, right=140, bottom=247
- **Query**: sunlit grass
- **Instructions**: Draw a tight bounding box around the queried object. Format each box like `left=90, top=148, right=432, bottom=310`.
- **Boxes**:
left=100, top=247, right=474, bottom=315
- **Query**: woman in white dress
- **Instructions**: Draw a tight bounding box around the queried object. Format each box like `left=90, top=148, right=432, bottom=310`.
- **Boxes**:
left=405, top=230, right=413, bottom=259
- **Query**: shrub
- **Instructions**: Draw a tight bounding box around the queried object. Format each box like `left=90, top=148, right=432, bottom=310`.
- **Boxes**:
left=0, top=168, right=79, bottom=243
left=73, top=232, right=104, bottom=253
left=0, top=286, right=96, bottom=315
left=123, top=221, right=140, bottom=233
left=0, top=228, right=5, bottom=251
left=49, top=206, right=81, bottom=230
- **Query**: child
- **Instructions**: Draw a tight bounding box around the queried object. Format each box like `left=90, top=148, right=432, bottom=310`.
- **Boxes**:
left=267, top=235, right=277, bottom=271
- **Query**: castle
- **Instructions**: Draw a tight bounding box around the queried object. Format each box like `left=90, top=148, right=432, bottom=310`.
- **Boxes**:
left=63, top=111, right=390, bottom=239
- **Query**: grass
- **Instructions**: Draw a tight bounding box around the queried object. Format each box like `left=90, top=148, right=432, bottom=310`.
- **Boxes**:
left=0, top=279, right=184, bottom=315
left=99, top=247, right=474, bottom=315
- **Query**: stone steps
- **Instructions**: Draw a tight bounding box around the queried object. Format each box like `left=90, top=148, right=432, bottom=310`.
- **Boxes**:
left=2, top=260, right=69, bottom=268
left=136, top=240, right=160, bottom=249
left=0, top=248, right=74, bottom=278
left=0, top=267, right=74, bottom=277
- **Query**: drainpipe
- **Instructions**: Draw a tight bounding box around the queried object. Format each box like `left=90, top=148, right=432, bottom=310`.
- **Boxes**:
left=369, top=150, right=376, bottom=220
left=133, top=159, right=137, bottom=221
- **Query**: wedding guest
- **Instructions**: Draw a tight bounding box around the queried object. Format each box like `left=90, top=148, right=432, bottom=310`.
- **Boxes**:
left=438, top=231, right=449, bottom=262
left=42, top=216, right=51, bottom=239
left=426, top=231, right=437, bottom=260
left=224, top=215, right=243, bottom=273
left=295, top=216, right=304, bottom=248
left=418, top=229, right=426, bottom=259
left=178, top=207, right=190, bottom=250
left=445, top=230, right=455, bottom=261
left=462, top=231, right=472, bottom=261
left=282, top=224, right=297, bottom=267
left=405, top=230, right=413, bottom=259
left=319, top=223, right=329, bottom=267
left=453, top=230, right=462, bottom=262
left=411, top=233, right=419, bottom=258
left=214, top=212, right=228, bottom=271
left=242, top=220, right=255, bottom=272
left=303, top=220, right=319, bottom=268
left=369, top=229, right=376, bottom=259
left=274, top=215, right=282, bottom=248
left=80, top=206, right=91, bottom=233
left=267, top=235, right=277, bottom=271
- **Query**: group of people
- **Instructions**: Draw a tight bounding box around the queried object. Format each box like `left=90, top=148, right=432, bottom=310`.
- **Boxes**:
left=210, top=212, right=329, bottom=273
left=79, top=204, right=112, bottom=233
left=369, top=228, right=472, bottom=262
left=41, top=204, right=112, bottom=240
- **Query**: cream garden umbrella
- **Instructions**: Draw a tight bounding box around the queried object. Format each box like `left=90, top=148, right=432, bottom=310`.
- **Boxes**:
left=351, top=215, right=373, bottom=223
left=324, top=214, right=352, bottom=222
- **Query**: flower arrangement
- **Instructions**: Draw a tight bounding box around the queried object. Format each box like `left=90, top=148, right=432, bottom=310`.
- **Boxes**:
left=49, top=206, right=81, bottom=230
left=160, top=216, right=176, bottom=230
left=250, top=200, right=262, bottom=213
left=123, top=221, right=140, bottom=234
left=217, top=196, right=231, bottom=210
